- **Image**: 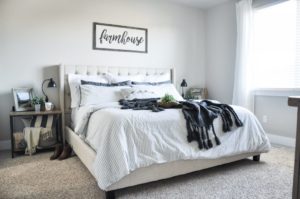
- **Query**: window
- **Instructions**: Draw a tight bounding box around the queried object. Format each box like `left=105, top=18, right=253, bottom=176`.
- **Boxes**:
left=252, top=0, right=297, bottom=89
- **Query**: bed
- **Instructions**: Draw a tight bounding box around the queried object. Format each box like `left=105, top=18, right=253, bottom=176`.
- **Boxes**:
left=59, top=64, right=271, bottom=199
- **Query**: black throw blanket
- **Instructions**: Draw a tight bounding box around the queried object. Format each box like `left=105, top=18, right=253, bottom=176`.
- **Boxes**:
left=119, top=99, right=243, bottom=150
left=119, top=98, right=164, bottom=112
left=181, top=100, right=243, bottom=150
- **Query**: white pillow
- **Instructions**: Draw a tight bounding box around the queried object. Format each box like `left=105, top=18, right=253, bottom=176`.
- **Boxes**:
left=68, top=74, right=108, bottom=108
left=133, top=83, right=184, bottom=101
left=144, top=73, right=170, bottom=83
left=106, top=73, right=145, bottom=83
left=120, top=87, right=160, bottom=100
left=80, top=84, right=130, bottom=106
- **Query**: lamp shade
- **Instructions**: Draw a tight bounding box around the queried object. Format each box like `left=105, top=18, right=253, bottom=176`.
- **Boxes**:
left=47, top=78, right=56, bottom=88
left=180, top=79, right=187, bottom=87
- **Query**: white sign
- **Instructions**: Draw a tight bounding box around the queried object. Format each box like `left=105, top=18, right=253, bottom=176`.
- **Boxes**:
left=93, top=22, right=148, bottom=53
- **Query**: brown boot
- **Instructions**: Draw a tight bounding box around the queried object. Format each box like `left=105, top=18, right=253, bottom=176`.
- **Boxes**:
left=58, top=144, right=72, bottom=160
left=50, top=144, right=63, bottom=160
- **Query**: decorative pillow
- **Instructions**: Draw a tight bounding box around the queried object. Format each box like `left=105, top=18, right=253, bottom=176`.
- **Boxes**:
left=131, top=80, right=171, bottom=85
left=81, top=80, right=131, bottom=87
left=68, top=74, right=109, bottom=108
left=144, top=73, right=170, bottom=83
left=80, top=84, right=131, bottom=106
left=133, top=83, right=184, bottom=101
left=105, top=73, right=145, bottom=83
left=120, top=87, right=160, bottom=100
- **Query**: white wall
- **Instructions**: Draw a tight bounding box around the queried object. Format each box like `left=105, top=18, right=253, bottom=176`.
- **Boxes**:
left=0, top=0, right=205, bottom=141
left=205, top=0, right=298, bottom=141
left=255, top=96, right=297, bottom=139
left=205, top=0, right=237, bottom=104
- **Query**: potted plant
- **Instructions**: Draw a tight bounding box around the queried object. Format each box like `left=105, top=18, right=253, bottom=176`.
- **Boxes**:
left=159, top=94, right=178, bottom=108
left=31, top=96, right=44, bottom=112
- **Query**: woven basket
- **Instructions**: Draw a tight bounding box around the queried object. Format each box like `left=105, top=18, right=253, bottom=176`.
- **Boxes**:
left=13, top=132, right=25, bottom=151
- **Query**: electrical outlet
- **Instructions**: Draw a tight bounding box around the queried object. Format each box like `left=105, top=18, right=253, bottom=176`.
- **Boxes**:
left=262, top=115, right=268, bottom=123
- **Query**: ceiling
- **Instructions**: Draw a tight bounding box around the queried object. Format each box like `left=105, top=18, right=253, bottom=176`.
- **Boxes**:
left=165, top=0, right=232, bottom=9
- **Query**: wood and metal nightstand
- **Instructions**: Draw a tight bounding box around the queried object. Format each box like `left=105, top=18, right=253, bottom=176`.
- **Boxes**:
left=9, top=109, right=62, bottom=158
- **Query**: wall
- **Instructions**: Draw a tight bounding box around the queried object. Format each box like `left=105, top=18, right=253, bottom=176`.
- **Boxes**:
left=205, top=0, right=237, bottom=104
left=254, top=95, right=297, bottom=139
left=205, top=0, right=298, bottom=143
left=0, top=0, right=205, bottom=142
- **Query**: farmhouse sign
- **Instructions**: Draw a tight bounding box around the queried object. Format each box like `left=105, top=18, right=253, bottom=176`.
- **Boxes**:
left=93, top=22, right=148, bottom=53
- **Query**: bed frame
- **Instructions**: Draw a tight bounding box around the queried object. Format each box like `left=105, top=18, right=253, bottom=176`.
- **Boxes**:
left=59, top=64, right=261, bottom=199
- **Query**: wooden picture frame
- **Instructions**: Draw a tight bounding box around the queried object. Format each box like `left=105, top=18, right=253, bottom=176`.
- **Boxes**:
left=93, top=22, right=148, bottom=53
left=12, top=88, right=34, bottom=111
left=187, top=88, right=208, bottom=100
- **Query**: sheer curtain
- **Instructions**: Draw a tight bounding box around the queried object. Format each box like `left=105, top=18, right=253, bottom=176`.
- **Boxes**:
left=232, top=0, right=255, bottom=111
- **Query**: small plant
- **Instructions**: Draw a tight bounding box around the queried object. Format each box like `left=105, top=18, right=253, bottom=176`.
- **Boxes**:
left=161, top=94, right=176, bottom=104
left=31, top=96, right=44, bottom=105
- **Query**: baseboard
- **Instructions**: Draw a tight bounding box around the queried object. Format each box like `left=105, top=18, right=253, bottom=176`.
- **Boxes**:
left=0, top=140, right=11, bottom=151
left=267, top=133, right=295, bottom=147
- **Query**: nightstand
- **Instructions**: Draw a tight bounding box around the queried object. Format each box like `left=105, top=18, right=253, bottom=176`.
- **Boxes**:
left=9, top=109, right=62, bottom=158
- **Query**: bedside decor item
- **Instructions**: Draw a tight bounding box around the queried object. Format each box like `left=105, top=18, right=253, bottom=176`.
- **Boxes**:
left=187, top=88, right=208, bottom=100
left=13, top=132, right=26, bottom=151
left=159, top=94, right=180, bottom=108
left=180, top=79, right=188, bottom=98
left=45, top=102, right=54, bottom=111
left=31, top=96, right=44, bottom=112
left=42, top=78, right=57, bottom=102
left=12, top=88, right=34, bottom=111
left=93, top=22, right=148, bottom=53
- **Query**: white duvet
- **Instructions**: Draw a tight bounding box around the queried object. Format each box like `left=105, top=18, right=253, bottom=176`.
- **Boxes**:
left=73, top=103, right=271, bottom=190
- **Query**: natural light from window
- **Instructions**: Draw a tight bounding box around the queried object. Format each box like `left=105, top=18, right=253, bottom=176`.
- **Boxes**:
left=252, top=0, right=297, bottom=89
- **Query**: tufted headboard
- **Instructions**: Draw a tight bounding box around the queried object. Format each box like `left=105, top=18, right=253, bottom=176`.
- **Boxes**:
left=59, top=64, right=175, bottom=130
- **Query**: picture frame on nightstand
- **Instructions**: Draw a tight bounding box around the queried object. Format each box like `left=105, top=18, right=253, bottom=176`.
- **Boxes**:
left=187, top=88, right=208, bottom=100
left=12, top=88, right=34, bottom=111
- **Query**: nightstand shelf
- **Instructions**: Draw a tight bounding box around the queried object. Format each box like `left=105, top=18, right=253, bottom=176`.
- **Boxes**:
left=9, top=109, right=62, bottom=158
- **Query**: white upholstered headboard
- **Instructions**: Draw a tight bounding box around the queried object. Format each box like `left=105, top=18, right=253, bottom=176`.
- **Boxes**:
left=59, top=64, right=175, bottom=129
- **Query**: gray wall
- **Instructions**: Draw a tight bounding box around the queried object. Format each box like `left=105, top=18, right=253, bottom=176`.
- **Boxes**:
left=205, top=1, right=237, bottom=104
left=205, top=0, right=298, bottom=139
left=255, top=96, right=297, bottom=138
left=0, top=0, right=205, bottom=141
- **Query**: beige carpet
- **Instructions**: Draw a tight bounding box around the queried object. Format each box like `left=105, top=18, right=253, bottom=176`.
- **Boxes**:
left=0, top=147, right=294, bottom=199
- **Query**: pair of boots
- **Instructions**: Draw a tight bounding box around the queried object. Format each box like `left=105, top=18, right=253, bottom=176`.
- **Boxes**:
left=50, top=144, right=72, bottom=160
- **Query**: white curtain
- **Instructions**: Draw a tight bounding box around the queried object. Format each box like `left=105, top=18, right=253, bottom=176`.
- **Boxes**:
left=232, top=0, right=255, bottom=111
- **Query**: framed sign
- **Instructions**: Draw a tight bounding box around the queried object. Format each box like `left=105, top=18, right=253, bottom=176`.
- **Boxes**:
left=93, top=22, right=148, bottom=53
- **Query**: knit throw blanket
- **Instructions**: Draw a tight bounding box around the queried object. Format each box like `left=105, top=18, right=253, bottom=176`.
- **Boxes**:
left=181, top=100, right=243, bottom=150
left=119, top=98, right=164, bottom=112
left=119, top=99, right=243, bottom=150
left=24, top=115, right=55, bottom=155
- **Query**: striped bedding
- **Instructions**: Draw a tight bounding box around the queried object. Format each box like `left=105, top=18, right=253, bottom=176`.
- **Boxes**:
left=74, top=103, right=271, bottom=190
